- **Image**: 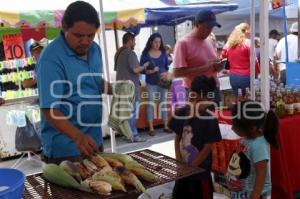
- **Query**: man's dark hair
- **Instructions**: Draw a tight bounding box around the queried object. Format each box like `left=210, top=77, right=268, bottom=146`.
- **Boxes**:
left=62, top=1, right=100, bottom=29
left=122, top=32, right=135, bottom=45
left=269, top=29, right=280, bottom=37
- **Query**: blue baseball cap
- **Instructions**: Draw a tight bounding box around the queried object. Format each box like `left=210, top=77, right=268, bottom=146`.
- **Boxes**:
left=195, top=10, right=221, bottom=28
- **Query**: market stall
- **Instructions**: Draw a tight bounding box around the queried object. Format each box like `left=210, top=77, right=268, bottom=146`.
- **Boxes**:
left=0, top=0, right=147, bottom=159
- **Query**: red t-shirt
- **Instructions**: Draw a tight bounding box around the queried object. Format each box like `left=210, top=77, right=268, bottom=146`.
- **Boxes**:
left=220, top=39, right=260, bottom=76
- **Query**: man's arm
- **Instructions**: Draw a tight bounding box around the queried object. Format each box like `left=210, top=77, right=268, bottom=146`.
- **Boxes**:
left=173, top=64, right=211, bottom=78
left=132, top=61, right=149, bottom=74
left=273, top=53, right=280, bottom=80
left=132, top=64, right=147, bottom=74
left=190, top=143, right=213, bottom=167
left=42, top=109, right=99, bottom=157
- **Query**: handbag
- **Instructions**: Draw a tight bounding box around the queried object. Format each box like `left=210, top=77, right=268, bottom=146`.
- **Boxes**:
left=15, top=116, right=42, bottom=151
left=158, top=74, right=172, bottom=89
left=224, top=58, right=230, bottom=70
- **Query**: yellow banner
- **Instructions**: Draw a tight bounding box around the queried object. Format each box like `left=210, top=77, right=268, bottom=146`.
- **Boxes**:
left=117, top=8, right=144, bottom=23
left=0, top=11, right=20, bottom=25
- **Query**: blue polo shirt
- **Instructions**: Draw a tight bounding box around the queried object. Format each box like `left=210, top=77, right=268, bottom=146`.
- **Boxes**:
left=36, top=32, right=103, bottom=158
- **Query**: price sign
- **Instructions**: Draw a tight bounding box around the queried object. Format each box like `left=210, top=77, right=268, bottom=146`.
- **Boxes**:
left=3, top=33, right=25, bottom=60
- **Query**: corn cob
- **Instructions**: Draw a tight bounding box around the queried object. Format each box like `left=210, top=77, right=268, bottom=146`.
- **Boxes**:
left=74, top=162, right=92, bottom=179
left=89, top=154, right=112, bottom=170
left=59, top=160, right=82, bottom=182
left=100, top=152, right=135, bottom=164
left=92, top=169, right=126, bottom=192
left=82, top=179, right=112, bottom=196
left=103, top=157, right=124, bottom=168
left=115, top=166, right=149, bottom=197
left=125, top=162, right=161, bottom=183
left=43, top=163, right=91, bottom=192
left=83, top=159, right=98, bottom=172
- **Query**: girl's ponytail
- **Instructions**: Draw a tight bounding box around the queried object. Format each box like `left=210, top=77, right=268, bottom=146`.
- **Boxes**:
left=263, top=110, right=280, bottom=149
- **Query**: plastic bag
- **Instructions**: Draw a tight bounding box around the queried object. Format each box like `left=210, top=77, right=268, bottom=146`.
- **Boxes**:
left=15, top=116, right=42, bottom=151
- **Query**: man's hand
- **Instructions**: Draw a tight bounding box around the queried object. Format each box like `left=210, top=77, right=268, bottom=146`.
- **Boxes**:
left=74, top=133, right=99, bottom=157
left=211, top=60, right=224, bottom=72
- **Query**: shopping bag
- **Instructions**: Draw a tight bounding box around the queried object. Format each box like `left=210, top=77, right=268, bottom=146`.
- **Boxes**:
left=15, top=116, right=42, bottom=151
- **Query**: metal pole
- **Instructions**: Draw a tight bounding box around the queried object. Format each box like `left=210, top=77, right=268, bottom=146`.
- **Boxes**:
left=260, top=0, right=270, bottom=110
left=250, top=0, right=256, bottom=100
left=98, top=0, right=116, bottom=152
left=113, top=22, right=120, bottom=51
left=298, top=0, right=300, bottom=59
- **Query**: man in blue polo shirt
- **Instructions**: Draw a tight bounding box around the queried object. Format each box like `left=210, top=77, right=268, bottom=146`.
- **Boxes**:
left=36, top=1, right=111, bottom=162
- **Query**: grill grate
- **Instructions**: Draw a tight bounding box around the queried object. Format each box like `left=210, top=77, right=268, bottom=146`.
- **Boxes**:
left=23, top=149, right=203, bottom=199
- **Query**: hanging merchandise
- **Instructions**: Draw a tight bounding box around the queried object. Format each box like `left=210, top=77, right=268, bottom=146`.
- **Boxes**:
left=15, top=116, right=41, bottom=152
left=0, top=57, right=37, bottom=99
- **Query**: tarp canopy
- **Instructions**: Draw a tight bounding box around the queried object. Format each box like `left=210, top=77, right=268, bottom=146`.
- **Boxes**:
left=0, top=0, right=145, bottom=29
left=144, top=3, right=238, bottom=26
left=0, top=0, right=238, bottom=28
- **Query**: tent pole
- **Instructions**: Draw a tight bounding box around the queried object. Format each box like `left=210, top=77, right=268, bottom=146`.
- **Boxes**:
left=113, top=22, right=120, bottom=51
left=298, top=0, right=300, bottom=58
left=259, top=0, right=270, bottom=110
left=98, top=0, right=116, bottom=152
left=250, top=0, right=256, bottom=100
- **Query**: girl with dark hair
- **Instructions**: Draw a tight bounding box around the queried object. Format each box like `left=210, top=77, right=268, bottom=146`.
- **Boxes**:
left=227, top=101, right=279, bottom=199
left=169, top=75, right=222, bottom=199
left=140, top=32, right=171, bottom=135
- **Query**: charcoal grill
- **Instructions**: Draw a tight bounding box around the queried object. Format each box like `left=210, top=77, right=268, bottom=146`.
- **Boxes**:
left=23, top=149, right=204, bottom=199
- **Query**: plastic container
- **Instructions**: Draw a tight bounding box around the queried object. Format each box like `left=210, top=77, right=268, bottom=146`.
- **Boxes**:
left=0, top=168, right=25, bottom=199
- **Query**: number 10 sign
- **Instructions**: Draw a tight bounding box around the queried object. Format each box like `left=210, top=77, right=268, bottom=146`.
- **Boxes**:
left=3, top=33, right=25, bottom=60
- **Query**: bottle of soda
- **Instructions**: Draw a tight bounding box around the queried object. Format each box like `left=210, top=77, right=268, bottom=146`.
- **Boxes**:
left=237, top=88, right=244, bottom=102
left=275, top=89, right=285, bottom=118
left=294, top=88, right=300, bottom=114
left=270, top=86, right=277, bottom=111
left=285, top=88, right=294, bottom=115
left=245, top=87, right=251, bottom=100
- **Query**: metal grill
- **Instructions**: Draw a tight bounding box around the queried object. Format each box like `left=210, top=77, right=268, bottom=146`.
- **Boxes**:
left=23, top=149, right=203, bottom=199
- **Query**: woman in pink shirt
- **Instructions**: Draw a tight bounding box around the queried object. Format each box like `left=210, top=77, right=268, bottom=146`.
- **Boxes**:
left=220, top=23, right=259, bottom=97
